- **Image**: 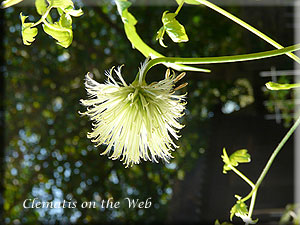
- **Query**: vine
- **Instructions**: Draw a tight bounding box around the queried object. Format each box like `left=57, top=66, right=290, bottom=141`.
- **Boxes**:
left=3, top=0, right=300, bottom=223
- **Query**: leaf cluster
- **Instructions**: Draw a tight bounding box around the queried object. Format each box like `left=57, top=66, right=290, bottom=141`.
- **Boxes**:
left=4, top=0, right=83, bottom=48
left=221, top=148, right=251, bottom=174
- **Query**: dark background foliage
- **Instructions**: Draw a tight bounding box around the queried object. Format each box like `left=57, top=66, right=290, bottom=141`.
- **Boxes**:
left=1, top=1, right=296, bottom=224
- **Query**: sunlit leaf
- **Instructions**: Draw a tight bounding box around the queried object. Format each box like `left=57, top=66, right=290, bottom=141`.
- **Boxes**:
left=47, top=0, right=73, bottom=9
left=1, top=0, right=23, bottom=8
left=222, top=148, right=251, bottom=173
left=115, top=0, right=209, bottom=72
left=280, top=204, right=300, bottom=225
left=42, top=21, right=72, bottom=48
left=20, top=13, right=38, bottom=45
left=222, top=148, right=230, bottom=164
left=159, top=11, right=189, bottom=46
left=230, top=196, right=258, bottom=224
left=64, top=6, right=83, bottom=17
left=280, top=204, right=295, bottom=225
left=230, top=201, right=249, bottom=221
left=59, top=13, right=72, bottom=28
left=229, top=149, right=251, bottom=166
left=35, top=0, right=48, bottom=15
left=156, top=27, right=167, bottom=48
left=265, top=81, right=300, bottom=90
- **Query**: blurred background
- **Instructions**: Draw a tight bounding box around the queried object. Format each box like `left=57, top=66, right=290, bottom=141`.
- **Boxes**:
left=0, top=0, right=297, bottom=224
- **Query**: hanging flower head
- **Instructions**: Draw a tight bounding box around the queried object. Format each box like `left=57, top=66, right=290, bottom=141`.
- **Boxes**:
left=80, top=61, right=187, bottom=167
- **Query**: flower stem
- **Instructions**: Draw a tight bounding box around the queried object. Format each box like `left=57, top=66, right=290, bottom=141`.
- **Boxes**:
left=143, top=43, right=300, bottom=77
left=194, top=0, right=300, bottom=64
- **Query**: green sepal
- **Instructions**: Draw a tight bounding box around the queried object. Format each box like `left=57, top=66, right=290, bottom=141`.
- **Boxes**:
left=1, top=0, right=23, bottom=8
left=20, top=13, right=38, bottom=45
left=42, top=21, right=72, bottom=48
left=266, top=81, right=300, bottom=90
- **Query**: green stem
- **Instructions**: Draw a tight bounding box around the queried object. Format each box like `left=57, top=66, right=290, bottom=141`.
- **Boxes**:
left=32, top=6, right=52, bottom=27
left=123, top=21, right=209, bottom=73
left=175, top=0, right=185, bottom=15
left=142, top=43, right=300, bottom=79
left=240, top=113, right=300, bottom=221
left=241, top=188, right=255, bottom=202
left=255, top=114, right=300, bottom=190
left=194, top=0, right=300, bottom=64
left=247, top=190, right=257, bottom=224
left=230, top=166, right=255, bottom=188
left=117, top=2, right=209, bottom=73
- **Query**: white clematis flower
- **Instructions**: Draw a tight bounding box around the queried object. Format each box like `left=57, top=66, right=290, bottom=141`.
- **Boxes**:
left=80, top=61, right=187, bottom=167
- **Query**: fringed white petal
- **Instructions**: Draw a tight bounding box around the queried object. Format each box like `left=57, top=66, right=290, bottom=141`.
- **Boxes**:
left=80, top=65, right=187, bottom=168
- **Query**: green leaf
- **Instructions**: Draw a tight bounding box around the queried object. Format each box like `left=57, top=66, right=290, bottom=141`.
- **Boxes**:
left=57, top=7, right=64, bottom=15
left=47, top=0, right=73, bottom=9
left=222, top=148, right=250, bottom=173
left=35, top=0, right=53, bottom=23
left=1, top=0, right=23, bottom=8
left=156, top=27, right=167, bottom=48
left=279, top=204, right=300, bottom=225
left=116, top=0, right=208, bottom=72
left=160, top=11, right=189, bottom=45
left=280, top=204, right=295, bottom=225
left=176, top=0, right=200, bottom=5
left=59, top=13, right=72, bottom=28
left=42, top=21, right=72, bottom=48
left=35, top=0, right=48, bottom=15
left=230, top=201, right=249, bottom=221
left=265, top=81, right=300, bottom=90
left=64, top=6, right=83, bottom=17
left=229, top=149, right=251, bottom=167
left=221, top=148, right=231, bottom=173
left=230, top=197, right=258, bottom=224
left=20, top=13, right=38, bottom=45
